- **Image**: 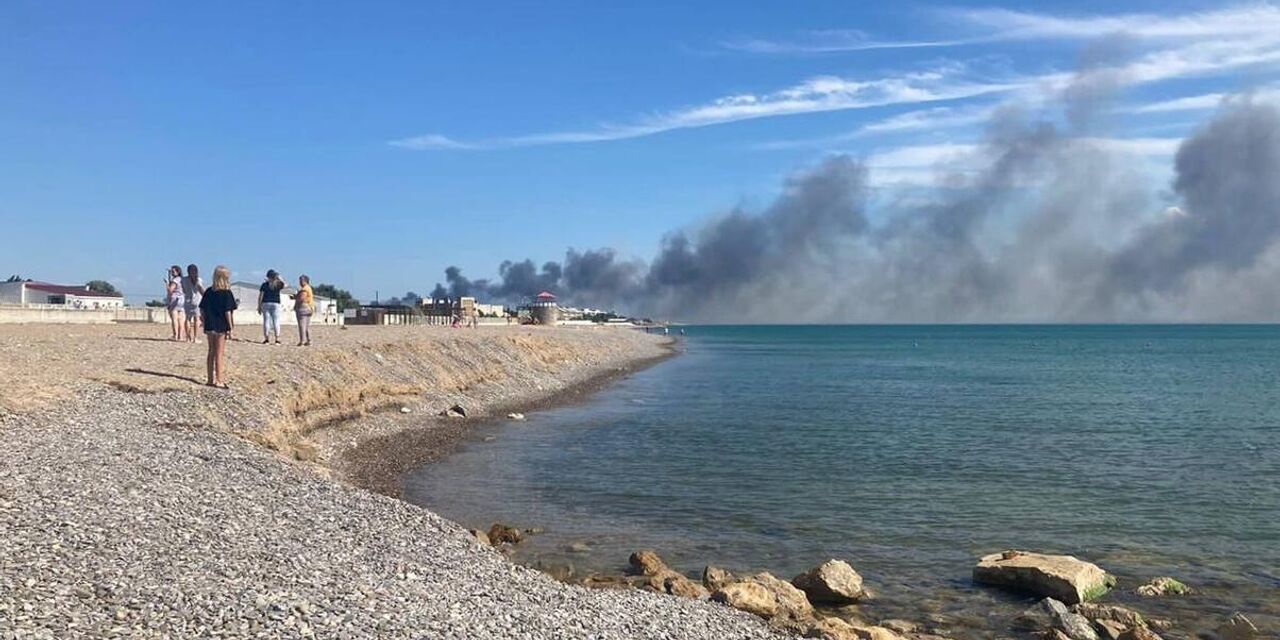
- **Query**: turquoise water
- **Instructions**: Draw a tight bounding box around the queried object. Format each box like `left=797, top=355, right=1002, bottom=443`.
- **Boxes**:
left=404, top=326, right=1280, bottom=636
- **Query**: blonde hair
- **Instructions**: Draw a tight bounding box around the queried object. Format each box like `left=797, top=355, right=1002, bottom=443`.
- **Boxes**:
left=211, top=265, right=231, bottom=291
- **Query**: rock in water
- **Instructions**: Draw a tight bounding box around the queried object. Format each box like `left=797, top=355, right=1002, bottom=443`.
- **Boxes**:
left=703, top=565, right=735, bottom=591
left=1117, top=627, right=1163, bottom=640
left=506, top=412, right=526, bottom=421
left=1135, top=577, right=1192, bottom=597
left=746, top=572, right=814, bottom=620
left=467, top=528, right=491, bottom=546
left=1072, top=603, right=1147, bottom=629
left=440, top=404, right=467, bottom=418
left=805, top=618, right=906, bottom=640
left=973, top=550, right=1113, bottom=604
left=624, top=550, right=706, bottom=599
left=792, top=559, right=867, bottom=604
left=627, top=550, right=670, bottom=577
left=712, top=582, right=778, bottom=618
left=1217, top=613, right=1259, bottom=640
left=1095, top=619, right=1128, bottom=640
left=1015, top=598, right=1099, bottom=640
left=486, top=523, right=523, bottom=545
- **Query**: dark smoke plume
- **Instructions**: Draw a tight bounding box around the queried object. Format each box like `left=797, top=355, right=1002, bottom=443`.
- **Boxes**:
left=434, top=97, right=1280, bottom=322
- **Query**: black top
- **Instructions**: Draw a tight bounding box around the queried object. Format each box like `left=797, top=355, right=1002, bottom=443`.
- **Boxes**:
left=199, top=289, right=238, bottom=333
left=260, top=280, right=283, bottom=304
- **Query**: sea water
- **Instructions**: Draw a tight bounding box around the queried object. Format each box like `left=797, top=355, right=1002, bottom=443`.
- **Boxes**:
left=404, top=326, right=1280, bottom=636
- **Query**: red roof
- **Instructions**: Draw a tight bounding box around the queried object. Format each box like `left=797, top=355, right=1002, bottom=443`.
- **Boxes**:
left=536, top=291, right=557, bottom=300
left=25, top=282, right=123, bottom=298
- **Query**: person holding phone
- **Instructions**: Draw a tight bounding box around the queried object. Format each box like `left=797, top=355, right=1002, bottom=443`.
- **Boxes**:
left=165, top=265, right=185, bottom=341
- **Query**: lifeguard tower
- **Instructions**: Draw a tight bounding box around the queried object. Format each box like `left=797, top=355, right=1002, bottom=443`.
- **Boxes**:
left=530, top=291, right=559, bottom=325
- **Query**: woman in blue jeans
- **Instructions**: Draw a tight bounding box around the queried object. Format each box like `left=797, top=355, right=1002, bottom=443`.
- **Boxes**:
left=257, top=269, right=286, bottom=344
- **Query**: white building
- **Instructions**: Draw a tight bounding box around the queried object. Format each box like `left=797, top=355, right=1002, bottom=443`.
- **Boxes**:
left=0, top=281, right=125, bottom=309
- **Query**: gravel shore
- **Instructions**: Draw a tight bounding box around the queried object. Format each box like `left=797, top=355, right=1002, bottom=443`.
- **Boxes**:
left=0, top=324, right=785, bottom=639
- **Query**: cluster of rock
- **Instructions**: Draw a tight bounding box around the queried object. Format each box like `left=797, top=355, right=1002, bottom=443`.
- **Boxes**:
left=611, top=551, right=934, bottom=640
left=566, top=547, right=1264, bottom=640
left=467, top=522, right=540, bottom=548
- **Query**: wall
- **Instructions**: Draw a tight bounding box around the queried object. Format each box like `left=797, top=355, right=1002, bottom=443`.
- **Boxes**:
left=0, top=306, right=119, bottom=324
left=0, top=282, right=26, bottom=305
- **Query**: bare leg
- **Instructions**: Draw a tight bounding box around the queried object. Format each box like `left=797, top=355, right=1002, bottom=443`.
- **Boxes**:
left=205, top=334, right=217, bottom=385
left=214, top=334, right=228, bottom=386
left=169, top=308, right=181, bottom=340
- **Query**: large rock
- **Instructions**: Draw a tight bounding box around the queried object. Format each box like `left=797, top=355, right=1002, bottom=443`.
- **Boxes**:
left=486, top=523, right=523, bottom=545
left=974, top=550, right=1113, bottom=604
left=625, top=550, right=706, bottom=599
left=747, top=572, right=814, bottom=620
left=1072, top=603, right=1147, bottom=629
left=1015, top=598, right=1099, bottom=640
left=662, top=573, right=710, bottom=599
left=712, top=582, right=778, bottom=618
left=1095, top=619, right=1128, bottom=640
left=1117, top=627, right=1162, bottom=640
left=804, top=618, right=906, bottom=640
left=703, top=565, right=735, bottom=591
left=1217, top=613, right=1259, bottom=640
left=627, top=550, right=669, bottom=576
left=792, top=559, right=868, bottom=604
left=1135, top=577, right=1192, bottom=597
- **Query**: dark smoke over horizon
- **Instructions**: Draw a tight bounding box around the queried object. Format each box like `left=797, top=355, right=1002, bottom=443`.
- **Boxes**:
left=433, top=96, right=1280, bottom=323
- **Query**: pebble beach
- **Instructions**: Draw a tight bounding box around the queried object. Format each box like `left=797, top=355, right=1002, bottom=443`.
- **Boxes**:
left=0, top=323, right=784, bottom=639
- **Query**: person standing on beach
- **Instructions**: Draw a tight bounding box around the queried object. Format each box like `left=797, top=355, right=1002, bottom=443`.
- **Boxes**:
left=165, top=265, right=185, bottom=341
left=257, top=269, right=285, bottom=345
left=182, top=264, right=205, bottom=343
left=294, top=274, right=315, bottom=346
left=198, top=265, right=237, bottom=388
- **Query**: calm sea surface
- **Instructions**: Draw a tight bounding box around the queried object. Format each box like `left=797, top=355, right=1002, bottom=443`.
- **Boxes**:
left=404, top=326, right=1280, bottom=637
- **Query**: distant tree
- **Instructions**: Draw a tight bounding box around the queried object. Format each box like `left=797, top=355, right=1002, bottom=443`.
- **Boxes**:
left=313, top=283, right=358, bottom=311
left=144, top=299, right=166, bottom=308
left=85, top=280, right=119, bottom=295
left=5, top=275, right=24, bottom=283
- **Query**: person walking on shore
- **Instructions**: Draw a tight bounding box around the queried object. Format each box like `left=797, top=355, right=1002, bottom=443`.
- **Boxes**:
left=182, top=264, right=205, bottom=343
left=165, top=265, right=185, bottom=341
left=198, top=265, right=237, bottom=388
left=257, top=269, right=285, bottom=345
left=294, top=274, right=315, bottom=346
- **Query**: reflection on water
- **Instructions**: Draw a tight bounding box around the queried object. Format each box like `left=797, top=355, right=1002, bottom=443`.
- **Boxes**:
left=404, top=326, right=1280, bottom=637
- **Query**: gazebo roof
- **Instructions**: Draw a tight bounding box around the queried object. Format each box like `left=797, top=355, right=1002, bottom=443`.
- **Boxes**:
left=535, top=291, right=557, bottom=300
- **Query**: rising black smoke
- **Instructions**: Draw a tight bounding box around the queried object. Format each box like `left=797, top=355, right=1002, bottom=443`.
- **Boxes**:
left=433, top=97, right=1280, bottom=322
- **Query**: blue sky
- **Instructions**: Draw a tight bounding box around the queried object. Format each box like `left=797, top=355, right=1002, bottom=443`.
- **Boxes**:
left=3, top=1, right=1278, bottom=303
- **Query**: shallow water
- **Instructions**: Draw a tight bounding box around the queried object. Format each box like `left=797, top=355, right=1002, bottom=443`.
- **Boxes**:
left=404, top=325, right=1280, bottom=637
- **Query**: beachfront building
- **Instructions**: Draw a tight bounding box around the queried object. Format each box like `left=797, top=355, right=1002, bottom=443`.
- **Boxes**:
left=0, top=281, right=125, bottom=309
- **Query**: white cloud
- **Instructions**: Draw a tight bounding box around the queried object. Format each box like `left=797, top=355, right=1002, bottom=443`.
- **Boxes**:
left=953, top=5, right=1280, bottom=41
left=388, top=134, right=474, bottom=150
left=392, top=68, right=1020, bottom=150
left=392, top=5, right=1280, bottom=151
left=723, top=29, right=969, bottom=54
